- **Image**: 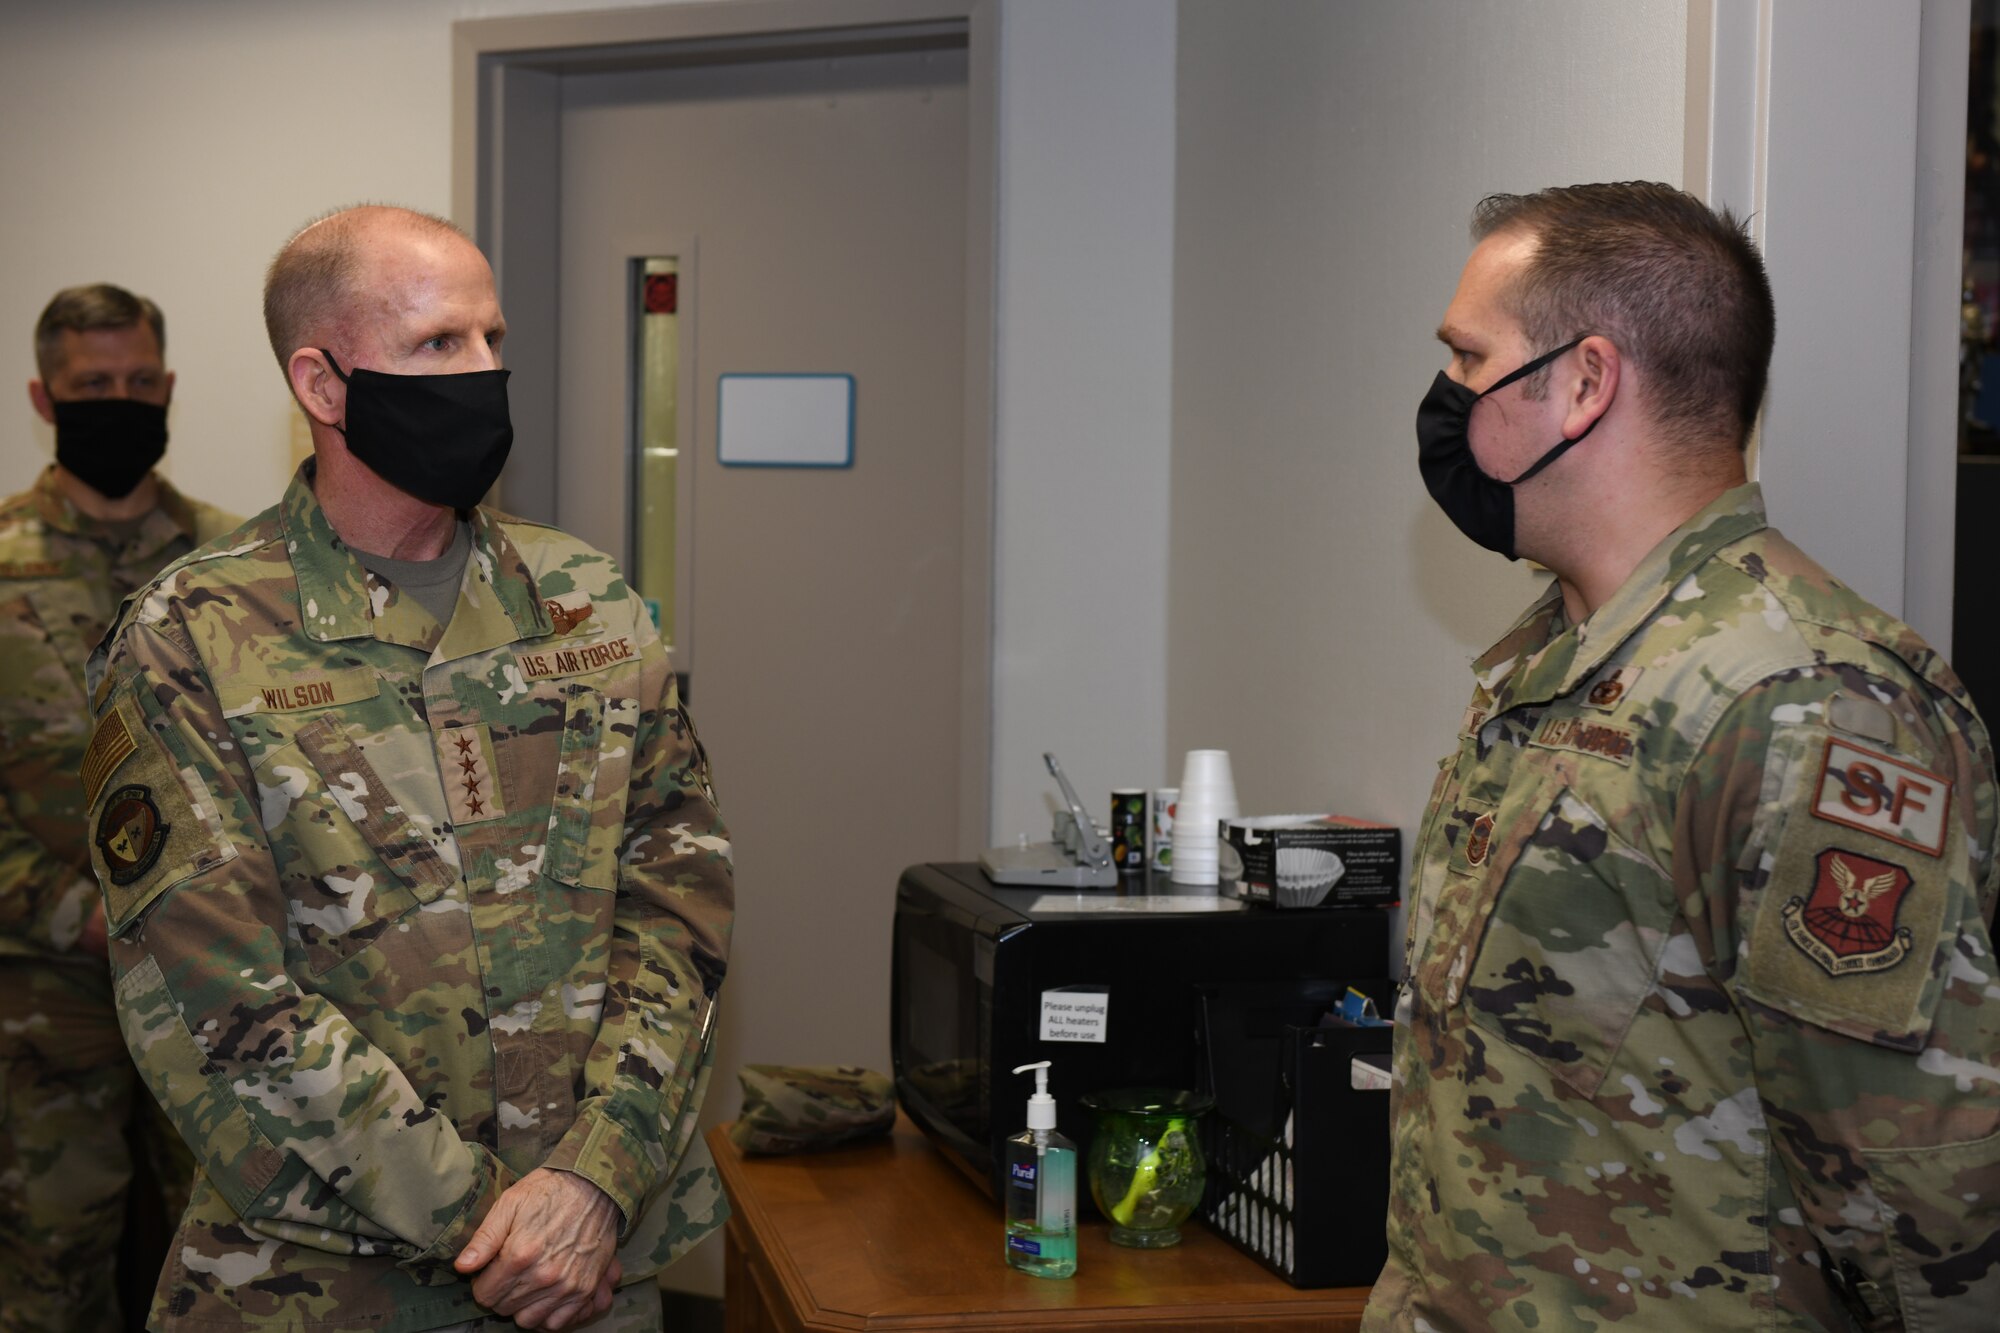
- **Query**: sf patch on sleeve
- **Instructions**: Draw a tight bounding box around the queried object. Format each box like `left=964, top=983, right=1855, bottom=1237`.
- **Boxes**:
left=1746, top=731, right=1957, bottom=1047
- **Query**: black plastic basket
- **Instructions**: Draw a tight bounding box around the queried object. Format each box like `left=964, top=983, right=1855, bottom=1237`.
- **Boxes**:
left=1194, top=978, right=1393, bottom=1288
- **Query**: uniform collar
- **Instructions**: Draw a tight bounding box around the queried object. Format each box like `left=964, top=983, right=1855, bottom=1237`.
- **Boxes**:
left=280, top=461, right=553, bottom=654
left=1477, top=482, right=1770, bottom=716
left=32, top=463, right=200, bottom=563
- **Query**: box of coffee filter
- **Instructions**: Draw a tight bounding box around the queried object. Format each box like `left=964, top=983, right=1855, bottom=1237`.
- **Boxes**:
left=1221, top=815, right=1400, bottom=909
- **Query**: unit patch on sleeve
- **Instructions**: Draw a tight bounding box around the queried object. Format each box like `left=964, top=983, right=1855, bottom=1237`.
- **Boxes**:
left=1812, top=737, right=1950, bottom=857
left=1781, top=847, right=1915, bottom=976
left=95, top=784, right=169, bottom=886
left=1533, top=715, right=1636, bottom=765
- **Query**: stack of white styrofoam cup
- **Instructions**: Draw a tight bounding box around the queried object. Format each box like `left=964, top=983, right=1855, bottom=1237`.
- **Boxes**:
left=1170, top=749, right=1239, bottom=885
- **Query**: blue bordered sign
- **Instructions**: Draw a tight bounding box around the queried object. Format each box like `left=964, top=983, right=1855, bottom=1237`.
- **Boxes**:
left=717, top=373, right=855, bottom=469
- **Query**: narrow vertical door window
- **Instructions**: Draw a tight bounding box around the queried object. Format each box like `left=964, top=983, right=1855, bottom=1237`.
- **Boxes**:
left=631, top=257, right=680, bottom=647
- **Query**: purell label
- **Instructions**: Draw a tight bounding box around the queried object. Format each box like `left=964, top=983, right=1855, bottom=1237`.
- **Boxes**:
left=1008, top=1235, right=1044, bottom=1255
left=1010, top=1161, right=1038, bottom=1187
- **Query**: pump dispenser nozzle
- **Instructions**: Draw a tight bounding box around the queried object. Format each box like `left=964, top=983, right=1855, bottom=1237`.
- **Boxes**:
left=1013, top=1060, right=1057, bottom=1131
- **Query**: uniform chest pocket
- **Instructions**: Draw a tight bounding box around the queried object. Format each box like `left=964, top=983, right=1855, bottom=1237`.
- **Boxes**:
left=1413, top=764, right=1566, bottom=1006
left=1461, top=787, right=1676, bottom=1097
left=256, top=716, right=457, bottom=976
left=0, top=592, right=86, bottom=747
left=543, top=686, right=639, bottom=893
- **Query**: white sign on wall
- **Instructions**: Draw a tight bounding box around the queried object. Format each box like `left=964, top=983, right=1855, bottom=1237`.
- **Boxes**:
left=717, top=373, right=855, bottom=468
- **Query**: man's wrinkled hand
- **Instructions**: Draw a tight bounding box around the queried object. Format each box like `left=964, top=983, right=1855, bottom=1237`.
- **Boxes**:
left=453, top=1167, right=623, bottom=1330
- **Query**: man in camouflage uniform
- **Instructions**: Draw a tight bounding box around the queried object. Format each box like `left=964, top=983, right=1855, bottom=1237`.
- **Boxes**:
left=1368, top=183, right=2000, bottom=1330
left=84, top=206, right=733, bottom=1332
left=0, top=284, right=235, bottom=1331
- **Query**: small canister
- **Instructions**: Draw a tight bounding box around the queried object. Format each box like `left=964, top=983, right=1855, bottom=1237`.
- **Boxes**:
left=1109, top=788, right=1147, bottom=873
left=1149, top=787, right=1178, bottom=871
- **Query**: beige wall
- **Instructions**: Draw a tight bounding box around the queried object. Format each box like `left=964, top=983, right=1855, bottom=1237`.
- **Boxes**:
left=1168, top=0, right=1687, bottom=959
left=991, top=0, right=1177, bottom=842
left=0, top=0, right=701, bottom=520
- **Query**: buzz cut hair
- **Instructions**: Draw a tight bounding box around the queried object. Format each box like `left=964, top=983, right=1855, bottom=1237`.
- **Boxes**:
left=1471, top=182, right=1776, bottom=455
left=35, top=284, right=166, bottom=380
left=261, top=204, right=468, bottom=372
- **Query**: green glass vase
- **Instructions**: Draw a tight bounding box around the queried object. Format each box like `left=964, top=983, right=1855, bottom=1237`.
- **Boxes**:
left=1080, top=1088, right=1213, bottom=1248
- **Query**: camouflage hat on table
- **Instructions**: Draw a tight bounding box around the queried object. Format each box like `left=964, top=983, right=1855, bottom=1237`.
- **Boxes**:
left=729, top=1065, right=895, bottom=1155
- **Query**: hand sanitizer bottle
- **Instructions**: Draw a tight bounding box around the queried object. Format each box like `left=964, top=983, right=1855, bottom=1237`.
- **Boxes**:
left=1003, top=1060, right=1077, bottom=1278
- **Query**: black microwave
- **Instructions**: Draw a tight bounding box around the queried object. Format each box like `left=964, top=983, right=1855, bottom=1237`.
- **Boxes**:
left=890, top=861, right=1390, bottom=1199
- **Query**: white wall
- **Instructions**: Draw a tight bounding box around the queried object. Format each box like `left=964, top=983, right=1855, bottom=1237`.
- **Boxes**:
left=1168, top=0, right=1687, bottom=957
left=990, top=0, right=1176, bottom=841
left=1755, top=3, right=1922, bottom=620
left=1687, top=0, right=1966, bottom=647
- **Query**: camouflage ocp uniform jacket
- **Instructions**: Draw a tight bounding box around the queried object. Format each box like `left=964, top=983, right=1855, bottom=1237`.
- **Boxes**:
left=83, top=464, right=734, bottom=1331
left=0, top=465, right=235, bottom=961
left=1367, top=485, right=2000, bottom=1332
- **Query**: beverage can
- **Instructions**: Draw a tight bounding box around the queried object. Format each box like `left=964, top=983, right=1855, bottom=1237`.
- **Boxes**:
left=1109, top=788, right=1147, bottom=872
left=1149, top=787, right=1178, bottom=871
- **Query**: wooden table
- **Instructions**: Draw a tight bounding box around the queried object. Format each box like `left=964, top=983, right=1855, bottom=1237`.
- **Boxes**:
left=711, top=1116, right=1369, bottom=1332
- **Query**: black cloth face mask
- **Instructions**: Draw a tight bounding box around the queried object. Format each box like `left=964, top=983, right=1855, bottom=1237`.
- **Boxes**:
left=322, top=351, right=513, bottom=511
left=52, top=398, right=168, bottom=500
left=1415, top=336, right=1598, bottom=560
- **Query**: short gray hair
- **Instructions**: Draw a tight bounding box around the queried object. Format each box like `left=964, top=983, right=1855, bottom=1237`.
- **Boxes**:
left=262, top=204, right=467, bottom=371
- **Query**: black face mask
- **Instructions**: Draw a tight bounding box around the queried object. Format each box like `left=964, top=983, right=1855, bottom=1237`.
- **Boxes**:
left=323, top=352, right=513, bottom=511
left=52, top=398, right=169, bottom=500
left=1415, top=337, right=1598, bottom=560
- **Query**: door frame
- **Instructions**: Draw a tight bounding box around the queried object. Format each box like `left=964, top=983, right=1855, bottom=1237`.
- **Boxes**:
left=451, top=0, right=997, bottom=853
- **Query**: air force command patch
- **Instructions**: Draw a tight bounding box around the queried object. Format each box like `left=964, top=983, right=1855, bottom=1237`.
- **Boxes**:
left=1782, top=847, right=1915, bottom=976
left=1812, top=738, right=1950, bottom=856
left=95, top=784, right=169, bottom=886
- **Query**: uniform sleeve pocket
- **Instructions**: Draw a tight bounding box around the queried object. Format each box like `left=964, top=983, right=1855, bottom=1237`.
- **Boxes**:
left=1861, top=1126, right=2000, bottom=1316
left=545, top=687, right=637, bottom=892
left=114, top=953, right=285, bottom=1217
left=88, top=697, right=240, bottom=935
left=1741, top=725, right=1958, bottom=1048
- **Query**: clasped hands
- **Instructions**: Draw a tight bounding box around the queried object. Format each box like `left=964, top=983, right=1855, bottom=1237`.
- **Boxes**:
left=454, top=1167, right=624, bottom=1330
